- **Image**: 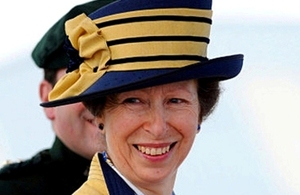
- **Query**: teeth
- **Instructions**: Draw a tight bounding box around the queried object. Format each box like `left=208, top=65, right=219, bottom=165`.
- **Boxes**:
left=137, top=145, right=170, bottom=156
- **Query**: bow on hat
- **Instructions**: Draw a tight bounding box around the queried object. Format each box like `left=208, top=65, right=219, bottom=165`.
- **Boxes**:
left=49, top=14, right=111, bottom=101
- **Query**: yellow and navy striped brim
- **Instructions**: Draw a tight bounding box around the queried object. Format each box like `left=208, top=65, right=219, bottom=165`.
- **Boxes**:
left=41, top=0, right=243, bottom=107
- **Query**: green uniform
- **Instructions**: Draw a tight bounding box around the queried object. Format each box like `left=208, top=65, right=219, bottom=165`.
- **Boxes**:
left=0, top=137, right=90, bottom=195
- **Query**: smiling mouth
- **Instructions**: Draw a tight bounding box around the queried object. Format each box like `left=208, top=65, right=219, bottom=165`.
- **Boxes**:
left=134, top=143, right=176, bottom=156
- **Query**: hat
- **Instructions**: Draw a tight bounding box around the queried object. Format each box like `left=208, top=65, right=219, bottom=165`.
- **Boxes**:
left=41, top=0, right=244, bottom=107
left=31, top=0, right=115, bottom=69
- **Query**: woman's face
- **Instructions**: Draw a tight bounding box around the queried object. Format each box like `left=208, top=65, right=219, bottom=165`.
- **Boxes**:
left=99, top=79, right=200, bottom=187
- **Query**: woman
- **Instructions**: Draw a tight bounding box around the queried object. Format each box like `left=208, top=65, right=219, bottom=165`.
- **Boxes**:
left=42, top=0, right=243, bottom=194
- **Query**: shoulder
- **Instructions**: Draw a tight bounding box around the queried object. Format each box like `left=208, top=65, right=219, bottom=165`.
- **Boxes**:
left=0, top=149, right=51, bottom=179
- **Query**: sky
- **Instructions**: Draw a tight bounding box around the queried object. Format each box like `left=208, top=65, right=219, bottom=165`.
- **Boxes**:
left=0, top=0, right=300, bottom=194
left=0, top=0, right=299, bottom=62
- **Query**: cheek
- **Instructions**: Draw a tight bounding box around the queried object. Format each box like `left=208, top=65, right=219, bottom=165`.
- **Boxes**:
left=177, top=111, right=199, bottom=141
left=105, top=124, right=130, bottom=161
left=179, top=121, right=198, bottom=138
left=104, top=113, right=142, bottom=150
left=106, top=108, right=141, bottom=132
left=172, top=108, right=199, bottom=131
left=106, top=116, right=137, bottom=139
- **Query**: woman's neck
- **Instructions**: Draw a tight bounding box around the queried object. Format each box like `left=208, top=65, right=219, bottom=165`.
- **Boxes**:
left=136, top=173, right=176, bottom=195
left=104, top=152, right=176, bottom=195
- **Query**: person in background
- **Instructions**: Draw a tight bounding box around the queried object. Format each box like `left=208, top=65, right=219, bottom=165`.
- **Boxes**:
left=0, top=1, right=114, bottom=194
left=42, top=0, right=244, bottom=194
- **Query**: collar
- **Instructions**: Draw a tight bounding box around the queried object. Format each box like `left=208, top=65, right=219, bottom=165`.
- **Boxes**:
left=49, top=137, right=90, bottom=172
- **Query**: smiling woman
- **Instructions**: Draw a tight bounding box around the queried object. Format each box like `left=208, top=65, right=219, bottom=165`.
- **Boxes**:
left=1, top=0, right=300, bottom=194
left=91, top=80, right=201, bottom=192
left=40, top=0, right=243, bottom=194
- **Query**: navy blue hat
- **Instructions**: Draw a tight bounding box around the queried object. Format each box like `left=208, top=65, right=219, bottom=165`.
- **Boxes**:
left=31, top=0, right=115, bottom=70
left=41, top=0, right=243, bottom=107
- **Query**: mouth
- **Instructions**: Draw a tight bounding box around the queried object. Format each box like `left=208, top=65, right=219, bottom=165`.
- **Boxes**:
left=134, top=142, right=177, bottom=156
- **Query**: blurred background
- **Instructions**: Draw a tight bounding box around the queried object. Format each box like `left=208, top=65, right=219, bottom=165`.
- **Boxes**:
left=0, top=0, right=299, bottom=194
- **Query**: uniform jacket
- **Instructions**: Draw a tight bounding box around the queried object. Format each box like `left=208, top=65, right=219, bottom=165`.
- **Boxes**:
left=73, top=153, right=136, bottom=195
left=0, top=137, right=90, bottom=195
left=73, top=153, right=176, bottom=195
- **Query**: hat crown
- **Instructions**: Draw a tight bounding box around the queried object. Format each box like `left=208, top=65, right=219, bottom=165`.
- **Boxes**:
left=65, top=0, right=213, bottom=74
left=51, top=0, right=214, bottom=101
left=89, top=0, right=212, bottom=20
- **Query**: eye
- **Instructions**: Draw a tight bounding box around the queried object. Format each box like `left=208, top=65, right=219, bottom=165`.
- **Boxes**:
left=169, top=98, right=183, bottom=104
left=123, top=97, right=141, bottom=104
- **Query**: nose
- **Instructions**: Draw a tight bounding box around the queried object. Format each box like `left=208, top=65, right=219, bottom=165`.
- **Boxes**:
left=143, top=105, right=168, bottom=138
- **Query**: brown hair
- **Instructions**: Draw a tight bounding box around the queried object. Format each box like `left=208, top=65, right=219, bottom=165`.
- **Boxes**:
left=197, top=79, right=220, bottom=121
left=44, top=68, right=59, bottom=87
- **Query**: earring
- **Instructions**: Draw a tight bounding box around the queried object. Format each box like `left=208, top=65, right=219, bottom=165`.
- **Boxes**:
left=197, top=124, right=201, bottom=131
left=98, top=123, right=104, bottom=130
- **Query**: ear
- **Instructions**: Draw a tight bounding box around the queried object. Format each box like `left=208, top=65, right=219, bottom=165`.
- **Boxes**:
left=39, top=80, right=55, bottom=120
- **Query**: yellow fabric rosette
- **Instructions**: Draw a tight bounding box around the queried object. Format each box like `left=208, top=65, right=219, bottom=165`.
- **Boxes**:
left=49, top=13, right=111, bottom=101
